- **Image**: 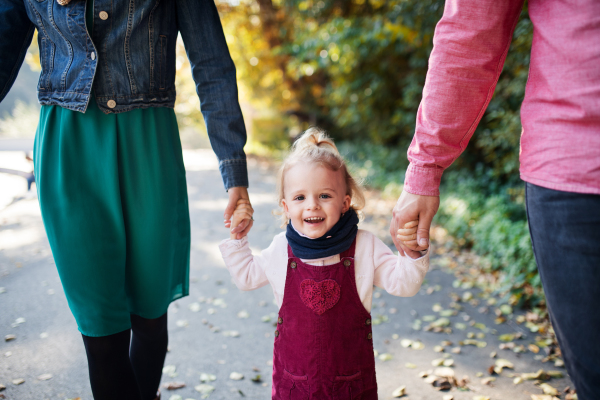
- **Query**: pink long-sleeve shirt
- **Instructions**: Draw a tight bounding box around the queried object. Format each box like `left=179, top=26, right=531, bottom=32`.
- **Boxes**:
left=219, top=230, right=429, bottom=312
left=404, top=0, right=600, bottom=196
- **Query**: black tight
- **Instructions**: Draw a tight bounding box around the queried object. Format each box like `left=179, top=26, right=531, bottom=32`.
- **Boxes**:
left=81, top=313, right=168, bottom=400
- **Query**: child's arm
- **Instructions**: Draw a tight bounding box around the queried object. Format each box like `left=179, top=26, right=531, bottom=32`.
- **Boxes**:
left=371, top=227, right=430, bottom=297
left=226, top=199, right=254, bottom=240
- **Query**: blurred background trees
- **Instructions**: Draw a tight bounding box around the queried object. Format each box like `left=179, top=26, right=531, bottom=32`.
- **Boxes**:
left=4, top=0, right=536, bottom=305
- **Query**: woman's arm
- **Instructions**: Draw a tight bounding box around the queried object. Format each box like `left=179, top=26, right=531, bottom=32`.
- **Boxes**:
left=175, top=0, right=248, bottom=191
left=0, top=0, right=35, bottom=103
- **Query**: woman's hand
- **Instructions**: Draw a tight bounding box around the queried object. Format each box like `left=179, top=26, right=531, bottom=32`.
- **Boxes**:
left=224, top=187, right=254, bottom=239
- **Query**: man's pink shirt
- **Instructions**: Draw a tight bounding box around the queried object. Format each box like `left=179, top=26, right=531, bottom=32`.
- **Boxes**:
left=404, top=0, right=600, bottom=196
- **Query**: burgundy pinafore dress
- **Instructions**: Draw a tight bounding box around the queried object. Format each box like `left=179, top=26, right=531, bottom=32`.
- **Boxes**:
left=272, top=240, right=378, bottom=399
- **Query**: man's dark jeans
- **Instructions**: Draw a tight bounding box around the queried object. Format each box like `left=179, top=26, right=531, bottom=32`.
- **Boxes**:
left=526, top=183, right=600, bottom=399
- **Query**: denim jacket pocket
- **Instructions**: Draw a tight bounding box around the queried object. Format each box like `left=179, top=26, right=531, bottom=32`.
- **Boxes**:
left=333, top=371, right=363, bottom=400
left=280, top=370, right=309, bottom=400
left=38, top=35, right=54, bottom=90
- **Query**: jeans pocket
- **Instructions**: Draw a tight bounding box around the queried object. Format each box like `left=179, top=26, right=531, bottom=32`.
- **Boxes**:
left=280, top=370, right=309, bottom=400
left=333, top=371, right=363, bottom=400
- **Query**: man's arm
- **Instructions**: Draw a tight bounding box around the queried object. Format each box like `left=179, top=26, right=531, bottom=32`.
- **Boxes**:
left=391, top=0, right=525, bottom=252
left=0, top=0, right=35, bottom=103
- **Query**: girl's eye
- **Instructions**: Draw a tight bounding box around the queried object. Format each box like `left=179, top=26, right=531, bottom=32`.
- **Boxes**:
left=294, top=195, right=305, bottom=201
left=319, top=194, right=331, bottom=199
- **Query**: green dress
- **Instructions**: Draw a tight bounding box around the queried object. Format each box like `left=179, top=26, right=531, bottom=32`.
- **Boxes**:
left=33, top=0, right=190, bottom=337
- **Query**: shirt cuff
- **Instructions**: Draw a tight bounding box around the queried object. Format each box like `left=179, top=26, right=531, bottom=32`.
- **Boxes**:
left=218, top=236, right=248, bottom=257
left=219, top=159, right=249, bottom=190
left=403, top=164, right=443, bottom=196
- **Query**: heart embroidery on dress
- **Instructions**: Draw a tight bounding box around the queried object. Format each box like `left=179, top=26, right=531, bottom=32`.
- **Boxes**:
left=300, top=279, right=341, bottom=315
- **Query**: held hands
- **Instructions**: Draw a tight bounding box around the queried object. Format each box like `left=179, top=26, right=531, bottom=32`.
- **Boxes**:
left=390, top=191, right=440, bottom=259
left=396, top=220, right=424, bottom=259
left=226, top=199, right=254, bottom=240
left=224, top=187, right=254, bottom=240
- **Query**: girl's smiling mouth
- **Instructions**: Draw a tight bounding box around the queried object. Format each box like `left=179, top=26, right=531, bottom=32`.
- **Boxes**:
left=304, top=217, right=325, bottom=224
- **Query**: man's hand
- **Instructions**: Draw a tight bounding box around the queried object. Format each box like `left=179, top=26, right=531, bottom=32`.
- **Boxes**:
left=224, top=187, right=253, bottom=239
left=390, top=191, right=440, bottom=257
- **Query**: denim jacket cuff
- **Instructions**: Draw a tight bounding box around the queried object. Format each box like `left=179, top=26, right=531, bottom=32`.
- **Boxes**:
left=219, top=159, right=249, bottom=190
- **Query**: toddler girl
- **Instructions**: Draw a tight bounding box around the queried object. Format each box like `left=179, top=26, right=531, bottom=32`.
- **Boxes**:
left=219, top=128, right=429, bottom=399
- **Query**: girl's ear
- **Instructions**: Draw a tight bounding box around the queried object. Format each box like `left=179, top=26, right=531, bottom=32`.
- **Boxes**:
left=341, top=195, right=351, bottom=214
left=282, top=199, right=290, bottom=218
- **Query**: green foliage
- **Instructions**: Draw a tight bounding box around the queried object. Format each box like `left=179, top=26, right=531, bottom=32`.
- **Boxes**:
left=216, top=1, right=538, bottom=303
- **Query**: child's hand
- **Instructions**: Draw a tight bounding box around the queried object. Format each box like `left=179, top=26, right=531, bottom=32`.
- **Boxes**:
left=227, top=199, right=254, bottom=240
left=397, top=220, right=427, bottom=258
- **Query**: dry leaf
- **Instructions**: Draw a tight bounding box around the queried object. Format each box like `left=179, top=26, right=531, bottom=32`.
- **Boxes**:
left=195, top=384, right=215, bottom=394
left=229, top=372, right=244, bottom=380
left=539, top=383, right=559, bottom=396
left=37, top=374, right=52, bottom=381
left=443, top=395, right=454, bottom=400
left=12, top=378, right=25, bottom=385
left=434, top=367, right=455, bottom=378
left=4, top=335, right=16, bottom=342
left=163, top=382, right=186, bottom=390
left=391, top=385, right=406, bottom=397
left=200, top=373, right=216, bottom=382
left=405, top=362, right=417, bottom=369
left=530, top=396, right=559, bottom=400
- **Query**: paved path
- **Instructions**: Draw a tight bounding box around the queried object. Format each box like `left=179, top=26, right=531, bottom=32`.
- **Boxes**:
left=0, top=149, right=573, bottom=400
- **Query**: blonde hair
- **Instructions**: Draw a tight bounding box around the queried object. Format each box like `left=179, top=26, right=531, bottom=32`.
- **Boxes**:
left=276, top=127, right=365, bottom=227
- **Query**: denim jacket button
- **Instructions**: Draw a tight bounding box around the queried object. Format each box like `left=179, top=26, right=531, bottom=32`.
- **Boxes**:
left=90, top=52, right=96, bottom=61
left=99, top=11, right=109, bottom=20
left=107, top=100, right=116, bottom=108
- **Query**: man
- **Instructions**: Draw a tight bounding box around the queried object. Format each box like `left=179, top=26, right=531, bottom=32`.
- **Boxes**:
left=390, top=1, right=600, bottom=398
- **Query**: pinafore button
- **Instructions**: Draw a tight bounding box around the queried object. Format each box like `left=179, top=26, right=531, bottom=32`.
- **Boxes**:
left=278, top=317, right=283, bottom=324
left=367, top=333, right=372, bottom=340
left=290, top=261, right=297, bottom=269
left=365, top=318, right=371, bottom=325
left=274, top=330, right=280, bottom=337
left=343, top=259, right=351, bottom=267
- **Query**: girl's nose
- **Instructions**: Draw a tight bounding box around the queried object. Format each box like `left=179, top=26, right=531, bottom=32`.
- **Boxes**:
left=306, top=198, right=321, bottom=210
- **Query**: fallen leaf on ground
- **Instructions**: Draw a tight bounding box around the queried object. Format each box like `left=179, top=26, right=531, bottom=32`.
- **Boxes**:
left=391, top=385, right=406, bottom=397
left=176, top=320, right=188, bottom=327
left=200, top=373, right=216, bottom=382
left=4, top=335, right=16, bottom=342
left=163, top=365, right=177, bottom=378
left=168, top=395, right=182, bottom=400
left=451, top=347, right=461, bottom=354
left=539, top=383, right=559, bottom=396
left=194, top=384, right=215, bottom=394
left=400, top=339, right=412, bottom=348
left=473, top=397, right=490, bottom=400
left=412, top=341, right=425, bottom=350
left=37, top=374, right=52, bottom=380
left=237, top=310, right=249, bottom=319
left=229, top=372, right=244, bottom=380
left=443, top=395, right=454, bottom=400
left=530, top=396, right=559, bottom=400
left=405, top=363, right=417, bottom=369
left=378, top=353, right=393, bottom=361
left=189, top=303, right=201, bottom=312
left=251, top=374, right=262, bottom=383
left=164, top=382, right=186, bottom=390
left=0, top=384, right=5, bottom=391
left=12, top=378, right=25, bottom=385
left=481, top=377, right=495, bottom=386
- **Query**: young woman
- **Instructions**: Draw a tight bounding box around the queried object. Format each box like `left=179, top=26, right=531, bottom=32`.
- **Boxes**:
left=0, top=0, right=252, bottom=399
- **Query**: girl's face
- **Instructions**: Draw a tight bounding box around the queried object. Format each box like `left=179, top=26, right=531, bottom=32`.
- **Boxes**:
left=282, top=162, right=351, bottom=239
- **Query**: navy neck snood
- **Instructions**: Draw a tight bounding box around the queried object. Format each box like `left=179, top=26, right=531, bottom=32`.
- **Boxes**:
left=286, top=209, right=359, bottom=259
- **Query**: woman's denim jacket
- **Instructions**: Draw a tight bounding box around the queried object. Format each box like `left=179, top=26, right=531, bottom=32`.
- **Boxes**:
left=0, top=0, right=247, bottom=189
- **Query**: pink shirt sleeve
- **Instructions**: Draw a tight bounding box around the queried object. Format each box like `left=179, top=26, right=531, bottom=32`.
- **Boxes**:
left=404, top=0, right=524, bottom=196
